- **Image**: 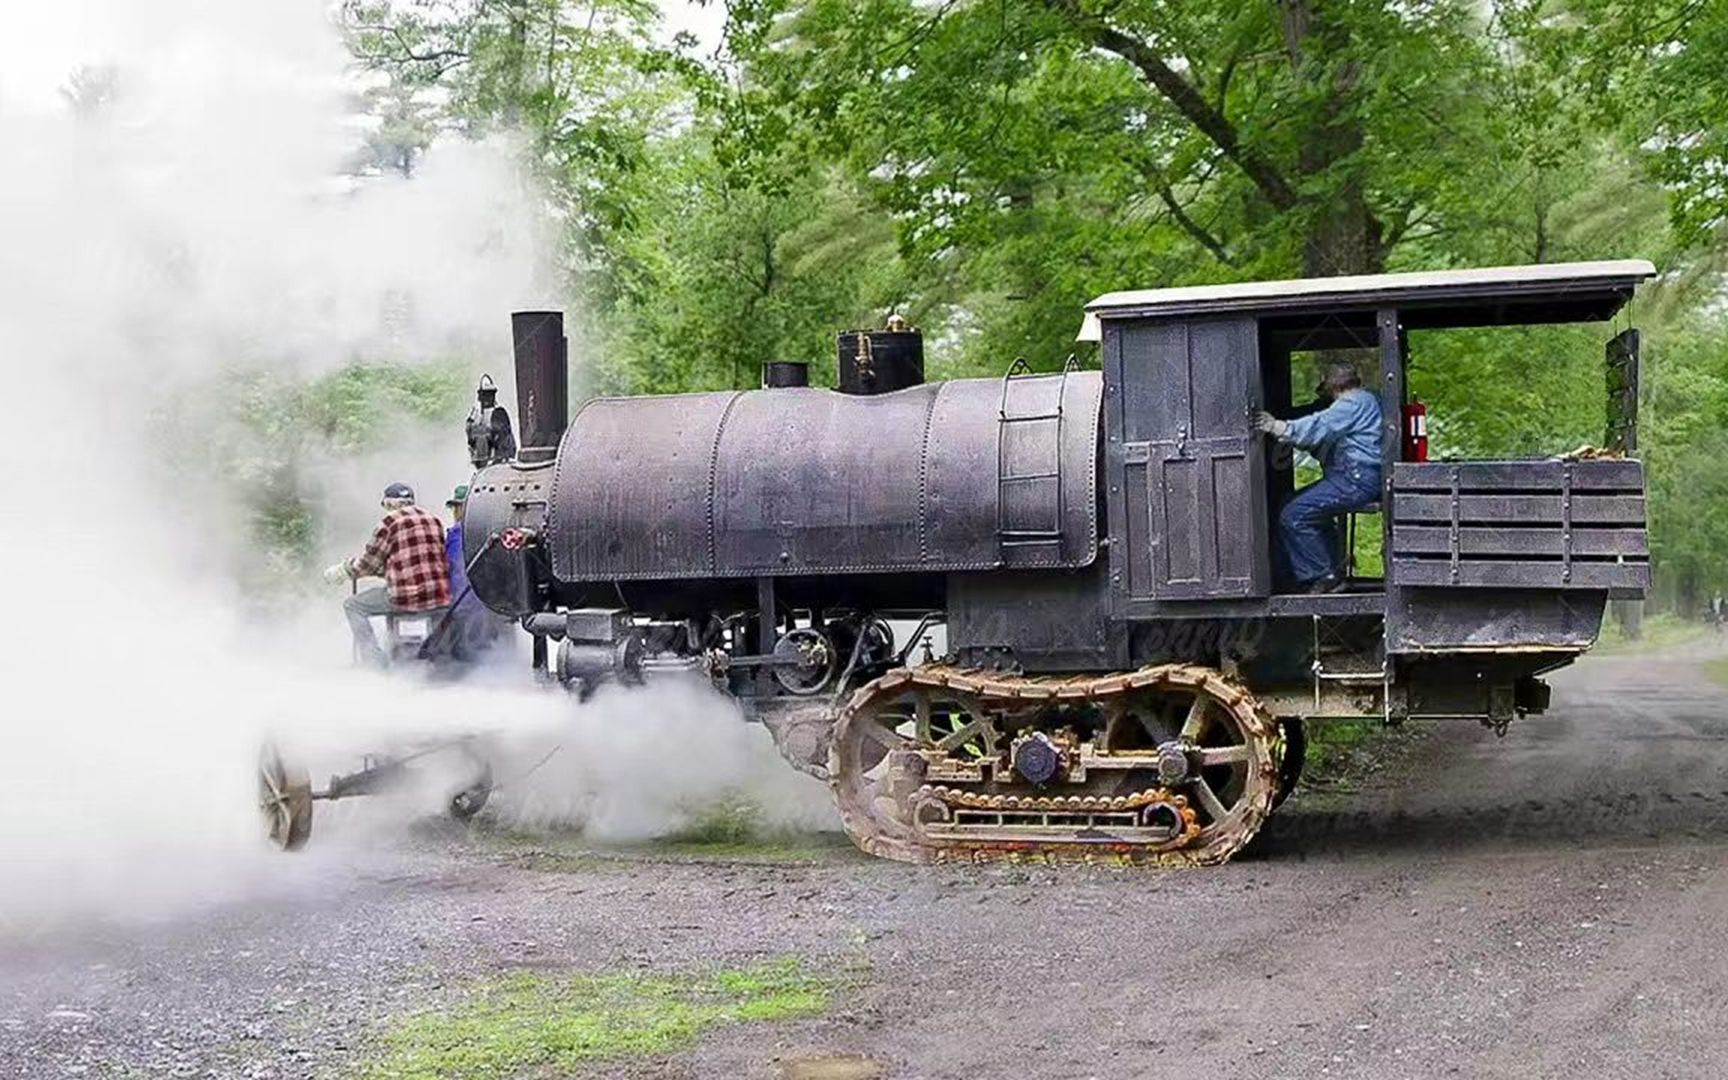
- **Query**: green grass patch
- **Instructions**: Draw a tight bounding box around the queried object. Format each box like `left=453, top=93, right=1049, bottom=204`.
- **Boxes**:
left=1295, top=717, right=1437, bottom=808
left=354, top=958, right=837, bottom=1080
left=664, top=800, right=762, bottom=846
left=1302, top=719, right=1385, bottom=786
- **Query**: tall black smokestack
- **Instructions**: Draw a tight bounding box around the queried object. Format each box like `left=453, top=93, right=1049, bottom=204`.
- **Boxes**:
left=511, top=310, right=568, bottom=464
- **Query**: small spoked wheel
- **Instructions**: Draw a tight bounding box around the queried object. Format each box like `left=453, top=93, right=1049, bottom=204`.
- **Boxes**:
left=447, top=756, right=494, bottom=821
left=259, top=744, right=314, bottom=852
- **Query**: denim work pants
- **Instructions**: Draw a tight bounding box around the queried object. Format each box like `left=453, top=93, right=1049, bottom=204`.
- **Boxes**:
left=344, top=586, right=409, bottom=667
left=1278, top=466, right=1382, bottom=586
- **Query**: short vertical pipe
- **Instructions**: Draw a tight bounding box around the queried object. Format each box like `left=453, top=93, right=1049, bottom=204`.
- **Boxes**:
left=756, top=576, right=777, bottom=656
left=512, top=311, right=569, bottom=464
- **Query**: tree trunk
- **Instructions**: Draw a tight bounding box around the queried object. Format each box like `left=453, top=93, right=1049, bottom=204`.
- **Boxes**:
left=502, top=0, right=529, bottom=127
left=1052, top=0, right=1387, bottom=278
left=1300, top=164, right=1384, bottom=278
left=1611, top=599, right=1645, bottom=640
left=1282, top=0, right=1385, bottom=278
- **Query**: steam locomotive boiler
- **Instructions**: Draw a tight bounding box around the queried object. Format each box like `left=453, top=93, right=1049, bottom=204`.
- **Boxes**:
left=464, top=262, right=1655, bottom=865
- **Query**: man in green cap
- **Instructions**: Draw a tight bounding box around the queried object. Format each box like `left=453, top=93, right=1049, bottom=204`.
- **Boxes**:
left=444, top=484, right=470, bottom=589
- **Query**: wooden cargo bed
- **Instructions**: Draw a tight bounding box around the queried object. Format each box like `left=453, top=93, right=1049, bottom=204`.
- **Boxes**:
left=1387, top=460, right=1649, bottom=596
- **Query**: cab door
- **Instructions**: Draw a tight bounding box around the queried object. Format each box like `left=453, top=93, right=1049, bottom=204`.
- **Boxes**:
left=1108, top=316, right=1270, bottom=604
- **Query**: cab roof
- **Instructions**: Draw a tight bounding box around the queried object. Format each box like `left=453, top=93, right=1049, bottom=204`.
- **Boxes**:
left=1084, top=259, right=1657, bottom=330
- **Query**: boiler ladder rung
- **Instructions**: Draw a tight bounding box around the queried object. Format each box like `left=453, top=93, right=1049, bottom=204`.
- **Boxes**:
left=996, top=364, right=1069, bottom=561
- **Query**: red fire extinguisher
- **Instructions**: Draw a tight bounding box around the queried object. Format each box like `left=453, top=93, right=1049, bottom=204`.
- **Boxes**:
left=1403, top=399, right=1429, bottom=462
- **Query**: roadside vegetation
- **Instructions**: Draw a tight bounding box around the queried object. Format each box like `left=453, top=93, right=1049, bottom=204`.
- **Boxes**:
left=1596, top=612, right=1715, bottom=655
left=353, top=957, right=844, bottom=1080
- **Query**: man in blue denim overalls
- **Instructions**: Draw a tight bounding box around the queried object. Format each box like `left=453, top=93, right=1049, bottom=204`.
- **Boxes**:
left=1255, top=364, right=1384, bottom=593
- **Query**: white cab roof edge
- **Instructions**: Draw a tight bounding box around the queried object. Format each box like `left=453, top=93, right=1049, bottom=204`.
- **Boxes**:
left=1084, top=259, right=1658, bottom=318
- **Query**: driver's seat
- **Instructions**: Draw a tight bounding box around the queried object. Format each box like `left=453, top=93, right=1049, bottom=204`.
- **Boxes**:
left=383, top=607, right=450, bottom=664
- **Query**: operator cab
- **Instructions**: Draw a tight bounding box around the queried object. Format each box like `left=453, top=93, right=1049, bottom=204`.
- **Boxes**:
left=1084, top=260, right=1654, bottom=622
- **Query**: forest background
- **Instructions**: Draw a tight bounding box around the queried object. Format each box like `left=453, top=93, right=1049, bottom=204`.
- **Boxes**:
left=73, top=0, right=1728, bottom=614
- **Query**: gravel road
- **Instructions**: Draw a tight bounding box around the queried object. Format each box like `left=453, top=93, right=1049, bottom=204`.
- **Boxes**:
left=3, top=646, right=1726, bottom=1080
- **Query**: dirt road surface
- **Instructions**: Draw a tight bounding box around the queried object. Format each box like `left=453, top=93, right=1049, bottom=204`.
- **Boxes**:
left=4, top=647, right=1727, bottom=1079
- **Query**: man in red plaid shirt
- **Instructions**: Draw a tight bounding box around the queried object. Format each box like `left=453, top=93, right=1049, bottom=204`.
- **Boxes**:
left=325, top=482, right=451, bottom=666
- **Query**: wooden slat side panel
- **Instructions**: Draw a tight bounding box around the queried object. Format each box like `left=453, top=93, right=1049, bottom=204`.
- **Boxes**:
left=1392, top=493, right=1646, bottom=525
left=1391, top=459, right=1644, bottom=492
left=1391, top=559, right=1651, bottom=591
left=1392, top=526, right=1650, bottom=558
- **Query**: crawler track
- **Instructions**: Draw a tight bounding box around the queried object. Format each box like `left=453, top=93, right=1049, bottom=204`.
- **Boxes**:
left=828, top=663, right=1283, bottom=866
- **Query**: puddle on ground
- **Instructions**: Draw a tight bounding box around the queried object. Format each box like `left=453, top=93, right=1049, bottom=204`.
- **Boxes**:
left=778, top=1053, right=884, bottom=1080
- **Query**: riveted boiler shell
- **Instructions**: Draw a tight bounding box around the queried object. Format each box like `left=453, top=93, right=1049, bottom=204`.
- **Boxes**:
left=544, top=374, right=1103, bottom=581
left=461, top=460, right=553, bottom=615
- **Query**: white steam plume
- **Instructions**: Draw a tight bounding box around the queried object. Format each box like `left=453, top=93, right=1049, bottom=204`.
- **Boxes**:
left=0, top=0, right=828, bottom=930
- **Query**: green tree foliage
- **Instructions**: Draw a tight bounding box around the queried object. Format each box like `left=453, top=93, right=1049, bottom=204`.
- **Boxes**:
left=1511, top=0, right=1728, bottom=608
left=312, top=1, right=1728, bottom=608
left=341, top=0, right=693, bottom=304
left=1522, top=0, right=1728, bottom=246
left=149, top=361, right=470, bottom=597
left=60, top=63, right=121, bottom=118
left=597, top=134, right=910, bottom=393
left=719, top=0, right=1594, bottom=365
left=1641, top=322, right=1728, bottom=610
left=342, top=1, right=921, bottom=390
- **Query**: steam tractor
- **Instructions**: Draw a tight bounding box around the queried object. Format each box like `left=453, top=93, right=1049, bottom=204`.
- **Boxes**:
left=316, top=261, right=1661, bottom=865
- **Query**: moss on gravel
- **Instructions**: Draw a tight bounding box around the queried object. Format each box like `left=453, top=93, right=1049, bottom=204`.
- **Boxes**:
left=1703, top=657, right=1728, bottom=688
left=653, top=805, right=855, bottom=863
left=478, top=804, right=858, bottom=869
left=1295, top=718, right=1436, bottom=810
left=352, top=957, right=836, bottom=1080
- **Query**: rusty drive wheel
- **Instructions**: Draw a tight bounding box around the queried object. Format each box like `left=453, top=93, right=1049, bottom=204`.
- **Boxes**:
left=829, top=664, right=1279, bottom=866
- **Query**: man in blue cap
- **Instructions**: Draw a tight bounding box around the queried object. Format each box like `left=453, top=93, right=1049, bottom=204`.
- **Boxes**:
left=325, top=482, right=450, bottom=666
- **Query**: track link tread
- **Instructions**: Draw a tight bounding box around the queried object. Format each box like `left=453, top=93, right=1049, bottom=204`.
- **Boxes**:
left=828, top=663, right=1282, bottom=867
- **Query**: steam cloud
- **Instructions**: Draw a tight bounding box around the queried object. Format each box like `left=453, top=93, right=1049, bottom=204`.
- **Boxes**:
left=0, top=0, right=828, bottom=930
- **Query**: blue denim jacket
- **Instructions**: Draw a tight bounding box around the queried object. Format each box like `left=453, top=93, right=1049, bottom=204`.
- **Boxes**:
left=1282, top=388, right=1384, bottom=477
